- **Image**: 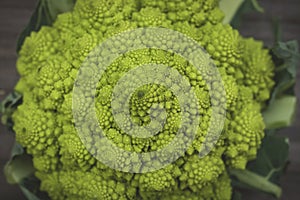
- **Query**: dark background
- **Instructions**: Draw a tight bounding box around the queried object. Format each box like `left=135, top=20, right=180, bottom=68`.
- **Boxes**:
left=0, top=0, right=299, bottom=199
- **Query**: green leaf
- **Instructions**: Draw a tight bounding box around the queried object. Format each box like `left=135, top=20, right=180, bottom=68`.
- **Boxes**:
left=219, top=0, right=245, bottom=24
left=269, top=40, right=300, bottom=104
left=0, top=91, right=22, bottom=130
left=228, top=0, right=264, bottom=28
left=247, top=135, right=289, bottom=184
left=16, top=0, right=76, bottom=52
left=46, top=0, right=76, bottom=19
left=263, top=95, right=297, bottom=129
left=4, top=143, right=35, bottom=184
left=4, top=143, right=50, bottom=199
left=230, top=134, right=289, bottom=198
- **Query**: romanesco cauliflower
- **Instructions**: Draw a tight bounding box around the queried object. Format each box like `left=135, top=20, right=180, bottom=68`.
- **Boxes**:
left=12, top=0, right=275, bottom=199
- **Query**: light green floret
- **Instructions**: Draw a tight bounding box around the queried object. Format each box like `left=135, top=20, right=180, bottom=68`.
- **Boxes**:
left=33, top=154, right=58, bottom=173
left=137, top=164, right=181, bottom=199
left=198, top=23, right=243, bottom=72
left=36, top=170, right=133, bottom=200
left=197, top=173, right=232, bottom=200
left=17, top=27, right=60, bottom=73
left=225, top=103, right=265, bottom=169
left=15, top=27, right=61, bottom=93
left=11, top=0, right=277, bottom=199
left=159, top=173, right=232, bottom=200
left=240, top=38, right=275, bottom=102
left=13, top=102, right=59, bottom=155
left=132, top=7, right=172, bottom=27
left=140, top=0, right=224, bottom=26
left=73, top=0, right=137, bottom=26
left=179, top=154, right=225, bottom=192
left=58, top=133, right=96, bottom=171
left=223, top=74, right=239, bottom=110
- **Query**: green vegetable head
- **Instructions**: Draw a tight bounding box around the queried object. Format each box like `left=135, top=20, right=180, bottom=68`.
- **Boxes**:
left=12, top=0, right=275, bottom=199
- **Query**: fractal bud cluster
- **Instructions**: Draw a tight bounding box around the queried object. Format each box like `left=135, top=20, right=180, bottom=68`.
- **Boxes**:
left=11, top=0, right=275, bottom=199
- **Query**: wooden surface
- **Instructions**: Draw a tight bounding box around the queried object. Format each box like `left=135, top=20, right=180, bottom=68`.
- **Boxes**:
left=0, top=0, right=299, bottom=199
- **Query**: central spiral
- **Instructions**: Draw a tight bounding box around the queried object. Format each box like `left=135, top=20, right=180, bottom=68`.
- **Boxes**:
left=111, top=64, right=191, bottom=139
left=72, top=27, right=226, bottom=173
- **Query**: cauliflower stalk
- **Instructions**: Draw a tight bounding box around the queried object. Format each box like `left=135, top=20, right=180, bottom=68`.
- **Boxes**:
left=10, top=0, right=277, bottom=199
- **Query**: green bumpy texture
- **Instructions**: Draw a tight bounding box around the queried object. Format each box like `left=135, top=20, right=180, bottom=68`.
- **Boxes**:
left=12, top=0, right=275, bottom=199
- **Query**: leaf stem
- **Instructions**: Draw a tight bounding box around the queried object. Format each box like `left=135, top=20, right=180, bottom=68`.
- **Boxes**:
left=251, top=0, right=264, bottom=13
left=229, top=169, right=282, bottom=198
left=265, top=168, right=282, bottom=180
